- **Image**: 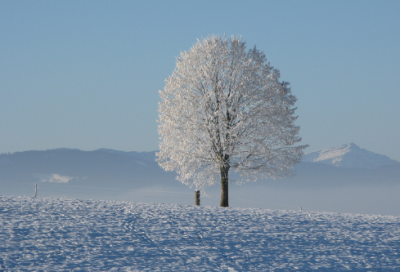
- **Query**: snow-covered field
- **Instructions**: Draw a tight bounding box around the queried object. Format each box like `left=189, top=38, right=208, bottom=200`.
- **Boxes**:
left=1, top=196, right=400, bottom=271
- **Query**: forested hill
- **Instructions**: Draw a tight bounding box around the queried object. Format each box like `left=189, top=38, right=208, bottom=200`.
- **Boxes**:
left=1, top=146, right=399, bottom=188
left=0, top=148, right=169, bottom=188
left=1, top=147, right=400, bottom=215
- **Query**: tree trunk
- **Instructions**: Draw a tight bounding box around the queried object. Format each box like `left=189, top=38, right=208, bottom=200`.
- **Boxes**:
left=220, top=165, right=229, bottom=207
left=195, top=190, right=200, bottom=206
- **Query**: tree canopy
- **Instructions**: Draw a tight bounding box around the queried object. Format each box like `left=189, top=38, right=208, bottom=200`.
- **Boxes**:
left=157, top=36, right=307, bottom=207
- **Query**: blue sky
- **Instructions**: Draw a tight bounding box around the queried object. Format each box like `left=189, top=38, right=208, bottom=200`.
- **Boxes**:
left=1, top=0, right=399, bottom=161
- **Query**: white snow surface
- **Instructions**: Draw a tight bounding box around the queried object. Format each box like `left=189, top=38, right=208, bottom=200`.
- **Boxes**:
left=302, top=143, right=399, bottom=168
left=1, top=196, right=400, bottom=271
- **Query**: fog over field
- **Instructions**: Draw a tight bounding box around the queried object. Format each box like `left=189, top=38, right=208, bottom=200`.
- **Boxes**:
left=1, top=143, right=399, bottom=216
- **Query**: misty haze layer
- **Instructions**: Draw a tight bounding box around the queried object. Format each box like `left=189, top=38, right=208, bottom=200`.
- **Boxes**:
left=1, top=144, right=399, bottom=215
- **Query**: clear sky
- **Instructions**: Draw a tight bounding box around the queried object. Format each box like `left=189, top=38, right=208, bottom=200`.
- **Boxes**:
left=1, top=0, right=399, bottom=161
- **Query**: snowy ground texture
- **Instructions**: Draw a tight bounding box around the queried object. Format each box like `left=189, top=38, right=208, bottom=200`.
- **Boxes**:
left=1, top=196, right=400, bottom=271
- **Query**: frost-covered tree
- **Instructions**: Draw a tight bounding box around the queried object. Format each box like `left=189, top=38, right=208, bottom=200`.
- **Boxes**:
left=157, top=36, right=307, bottom=207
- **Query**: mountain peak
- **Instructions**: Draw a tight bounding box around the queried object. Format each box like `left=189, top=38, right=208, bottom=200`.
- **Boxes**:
left=303, top=143, right=399, bottom=169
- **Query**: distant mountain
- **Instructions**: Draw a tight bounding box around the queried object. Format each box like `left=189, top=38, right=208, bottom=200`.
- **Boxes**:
left=1, top=145, right=399, bottom=189
left=96, top=149, right=157, bottom=162
left=0, top=148, right=176, bottom=189
left=302, top=143, right=399, bottom=169
left=1, top=146, right=400, bottom=215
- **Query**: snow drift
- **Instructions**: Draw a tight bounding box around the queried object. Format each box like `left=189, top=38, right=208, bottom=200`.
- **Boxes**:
left=1, top=196, right=400, bottom=271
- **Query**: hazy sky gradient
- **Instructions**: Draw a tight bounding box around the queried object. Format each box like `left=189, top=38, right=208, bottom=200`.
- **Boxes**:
left=1, top=1, right=399, bottom=161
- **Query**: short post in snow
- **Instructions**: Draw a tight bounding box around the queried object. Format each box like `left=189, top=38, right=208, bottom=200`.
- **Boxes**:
left=195, top=190, right=200, bottom=206
left=34, top=183, right=37, bottom=198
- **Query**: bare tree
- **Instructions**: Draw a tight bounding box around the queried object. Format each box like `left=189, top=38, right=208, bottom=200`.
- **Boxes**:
left=157, top=36, right=307, bottom=207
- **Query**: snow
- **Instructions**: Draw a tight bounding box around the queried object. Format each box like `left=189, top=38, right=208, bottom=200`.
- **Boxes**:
left=1, top=195, right=400, bottom=271
left=303, top=143, right=399, bottom=168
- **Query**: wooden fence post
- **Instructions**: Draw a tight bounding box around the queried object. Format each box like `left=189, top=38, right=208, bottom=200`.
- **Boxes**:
left=195, top=190, right=200, bottom=206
